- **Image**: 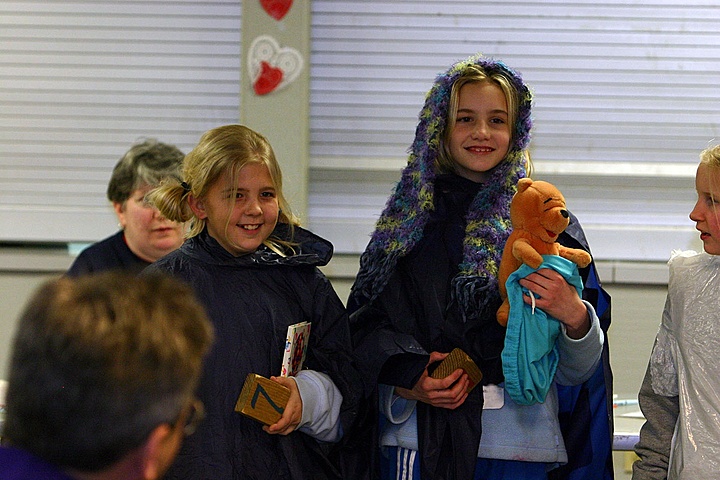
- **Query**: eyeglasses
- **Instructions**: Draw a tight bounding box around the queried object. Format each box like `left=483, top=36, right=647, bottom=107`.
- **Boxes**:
left=172, top=398, right=205, bottom=437
left=183, top=399, right=205, bottom=436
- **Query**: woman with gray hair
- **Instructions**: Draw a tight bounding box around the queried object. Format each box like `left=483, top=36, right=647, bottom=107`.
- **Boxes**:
left=67, top=138, right=185, bottom=276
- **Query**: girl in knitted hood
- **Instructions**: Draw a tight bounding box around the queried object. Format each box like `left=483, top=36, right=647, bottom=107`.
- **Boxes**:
left=348, top=55, right=611, bottom=480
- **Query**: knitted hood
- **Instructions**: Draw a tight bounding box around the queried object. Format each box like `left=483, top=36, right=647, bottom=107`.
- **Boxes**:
left=350, top=54, right=532, bottom=319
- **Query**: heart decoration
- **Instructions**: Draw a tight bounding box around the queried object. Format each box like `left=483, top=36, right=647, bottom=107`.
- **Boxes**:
left=254, top=61, right=283, bottom=96
left=260, top=0, right=293, bottom=21
left=248, top=35, right=303, bottom=96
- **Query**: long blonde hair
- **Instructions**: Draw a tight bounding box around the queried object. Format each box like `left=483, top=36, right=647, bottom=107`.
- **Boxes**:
left=700, top=144, right=720, bottom=208
left=148, top=124, right=299, bottom=252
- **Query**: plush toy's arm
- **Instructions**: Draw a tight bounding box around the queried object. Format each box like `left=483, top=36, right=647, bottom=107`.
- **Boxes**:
left=557, top=245, right=592, bottom=268
left=512, top=238, right=544, bottom=269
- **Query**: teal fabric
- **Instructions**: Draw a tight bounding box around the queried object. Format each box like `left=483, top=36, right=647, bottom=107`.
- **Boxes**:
left=501, top=255, right=584, bottom=405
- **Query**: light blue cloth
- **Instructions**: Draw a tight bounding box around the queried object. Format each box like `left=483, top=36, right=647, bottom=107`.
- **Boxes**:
left=501, top=255, right=584, bottom=405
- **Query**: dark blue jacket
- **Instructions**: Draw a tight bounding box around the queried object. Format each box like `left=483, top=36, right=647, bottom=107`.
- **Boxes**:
left=66, top=230, right=150, bottom=276
left=145, top=225, right=366, bottom=480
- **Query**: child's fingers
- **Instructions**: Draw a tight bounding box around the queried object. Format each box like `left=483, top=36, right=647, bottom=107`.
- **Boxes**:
left=263, top=376, right=302, bottom=435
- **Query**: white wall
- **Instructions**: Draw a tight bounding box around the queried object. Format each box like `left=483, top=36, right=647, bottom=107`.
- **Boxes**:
left=0, top=247, right=69, bottom=379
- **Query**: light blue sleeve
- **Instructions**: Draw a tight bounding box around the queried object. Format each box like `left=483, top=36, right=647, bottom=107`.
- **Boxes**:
left=555, top=300, right=604, bottom=386
left=378, top=384, right=420, bottom=451
left=379, top=383, right=416, bottom=424
left=294, top=370, right=343, bottom=442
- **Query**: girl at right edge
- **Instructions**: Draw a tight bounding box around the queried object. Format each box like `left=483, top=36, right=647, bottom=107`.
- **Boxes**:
left=633, top=144, right=720, bottom=479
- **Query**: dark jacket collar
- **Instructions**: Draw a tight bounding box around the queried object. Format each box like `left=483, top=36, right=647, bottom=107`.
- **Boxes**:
left=182, top=223, right=334, bottom=268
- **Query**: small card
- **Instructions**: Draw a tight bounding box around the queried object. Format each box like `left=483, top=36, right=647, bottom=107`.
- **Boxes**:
left=482, top=384, right=504, bottom=409
left=280, top=321, right=311, bottom=377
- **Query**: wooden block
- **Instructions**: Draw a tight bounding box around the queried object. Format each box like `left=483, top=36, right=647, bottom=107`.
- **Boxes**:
left=430, top=348, right=483, bottom=392
left=235, top=373, right=290, bottom=425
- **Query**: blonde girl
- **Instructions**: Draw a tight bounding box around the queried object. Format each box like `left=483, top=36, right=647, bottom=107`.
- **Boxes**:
left=634, top=144, right=720, bottom=479
left=145, top=124, right=364, bottom=480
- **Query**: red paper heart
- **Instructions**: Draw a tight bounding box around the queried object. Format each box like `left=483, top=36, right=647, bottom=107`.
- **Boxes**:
left=254, top=61, right=284, bottom=96
left=260, top=0, right=292, bottom=21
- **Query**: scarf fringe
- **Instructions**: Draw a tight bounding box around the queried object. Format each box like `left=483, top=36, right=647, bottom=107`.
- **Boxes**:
left=451, top=275, right=499, bottom=322
left=351, top=249, right=402, bottom=304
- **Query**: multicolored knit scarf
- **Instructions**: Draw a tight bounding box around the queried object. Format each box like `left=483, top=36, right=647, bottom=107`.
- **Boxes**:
left=350, top=54, right=533, bottom=320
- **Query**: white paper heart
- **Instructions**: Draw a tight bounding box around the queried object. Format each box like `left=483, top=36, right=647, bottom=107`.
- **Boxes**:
left=247, top=35, right=303, bottom=94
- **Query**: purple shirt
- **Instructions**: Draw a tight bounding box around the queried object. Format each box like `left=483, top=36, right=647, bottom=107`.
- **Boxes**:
left=0, top=446, right=75, bottom=480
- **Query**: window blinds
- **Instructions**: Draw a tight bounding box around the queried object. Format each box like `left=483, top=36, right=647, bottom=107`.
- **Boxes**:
left=308, top=1, right=719, bottom=261
left=0, top=0, right=241, bottom=242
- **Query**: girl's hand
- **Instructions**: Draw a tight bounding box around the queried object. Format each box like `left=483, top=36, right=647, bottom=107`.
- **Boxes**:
left=395, top=351, right=470, bottom=409
left=518, top=268, right=589, bottom=339
left=263, top=376, right=302, bottom=435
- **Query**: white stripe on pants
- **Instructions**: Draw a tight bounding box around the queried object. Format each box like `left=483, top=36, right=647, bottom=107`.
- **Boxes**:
left=396, top=447, right=417, bottom=480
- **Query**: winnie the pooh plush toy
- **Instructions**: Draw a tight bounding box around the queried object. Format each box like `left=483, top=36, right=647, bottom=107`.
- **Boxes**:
left=496, top=178, right=591, bottom=327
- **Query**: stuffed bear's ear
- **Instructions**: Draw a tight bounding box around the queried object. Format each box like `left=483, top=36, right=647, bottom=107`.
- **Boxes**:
left=517, top=178, right=533, bottom=193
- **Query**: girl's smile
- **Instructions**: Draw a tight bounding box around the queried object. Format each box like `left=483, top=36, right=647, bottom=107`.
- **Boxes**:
left=190, top=162, right=279, bottom=256
left=448, top=82, right=511, bottom=183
